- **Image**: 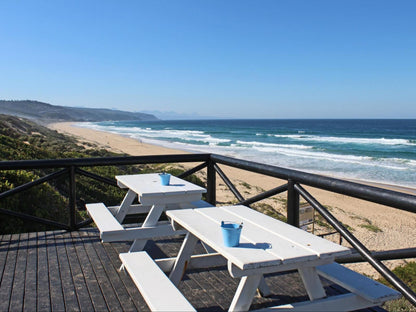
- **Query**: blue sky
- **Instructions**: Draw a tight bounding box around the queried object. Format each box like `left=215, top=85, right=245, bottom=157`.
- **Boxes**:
left=1, top=0, right=415, bottom=119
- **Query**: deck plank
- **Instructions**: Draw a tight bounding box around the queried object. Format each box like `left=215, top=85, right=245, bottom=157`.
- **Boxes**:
left=55, top=230, right=80, bottom=310
left=37, top=231, right=51, bottom=311
left=63, top=229, right=94, bottom=311
left=85, top=229, right=137, bottom=312
left=80, top=229, right=117, bottom=311
left=0, top=233, right=19, bottom=311
left=24, top=232, right=38, bottom=310
left=0, top=234, right=12, bottom=283
left=101, top=238, right=148, bottom=311
left=72, top=230, right=109, bottom=311
left=10, top=232, right=28, bottom=311
left=47, top=231, right=66, bottom=311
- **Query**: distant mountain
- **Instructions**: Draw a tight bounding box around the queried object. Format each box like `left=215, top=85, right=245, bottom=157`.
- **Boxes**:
left=0, top=100, right=158, bottom=122
left=140, top=110, right=218, bottom=120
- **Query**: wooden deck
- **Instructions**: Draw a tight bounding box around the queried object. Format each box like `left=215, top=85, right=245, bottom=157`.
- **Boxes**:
left=0, top=228, right=386, bottom=311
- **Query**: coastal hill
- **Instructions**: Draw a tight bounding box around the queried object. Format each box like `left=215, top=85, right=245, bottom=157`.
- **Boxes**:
left=0, top=100, right=158, bottom=122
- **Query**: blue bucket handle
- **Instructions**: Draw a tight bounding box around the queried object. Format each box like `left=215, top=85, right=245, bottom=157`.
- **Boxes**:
left=221, top=221, right=243, bottom=228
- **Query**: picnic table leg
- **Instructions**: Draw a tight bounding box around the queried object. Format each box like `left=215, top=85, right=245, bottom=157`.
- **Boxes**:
left=201, top=242, right=216, bottom=254
left=258, top=276, right=271, bottom=297
left=115, top=189, right=136, bottom=223
left=229, top=274, right=262, bottom=312
left=298, top=267, right=327, bottom=300
left=128, top=204, right=166, bottom=252
left=169, top=232, right=199, bottom=286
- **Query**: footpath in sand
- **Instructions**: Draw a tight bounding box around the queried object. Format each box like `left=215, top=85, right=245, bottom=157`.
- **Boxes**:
left=49, top=122, right=416, bottom=278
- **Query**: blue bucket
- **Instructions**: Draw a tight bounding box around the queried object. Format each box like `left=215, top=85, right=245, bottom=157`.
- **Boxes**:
left=159, top=173, right=171, bottom=185
left=221, top=221, right=243, bottom=247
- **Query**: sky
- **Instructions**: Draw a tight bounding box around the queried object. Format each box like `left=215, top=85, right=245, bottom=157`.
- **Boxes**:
left=1, top=0, right=415, bottom=119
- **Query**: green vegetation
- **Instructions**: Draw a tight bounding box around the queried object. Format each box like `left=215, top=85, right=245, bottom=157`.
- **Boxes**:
left=0, top=114, right=202, bottom=234
left=252, top=202, right=287, bottom=222
left=0, top=100, right=157, bottom=122
left=350, top=215, right=383, bottom=233
left=240, top=181, right=252, bottom=190
left=378, top=261, right=416, bottom=311
left=359, top=223, right=383, bottom=233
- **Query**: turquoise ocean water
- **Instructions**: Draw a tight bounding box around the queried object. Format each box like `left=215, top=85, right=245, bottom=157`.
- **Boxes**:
left=80, top=119, right=416, bottom=188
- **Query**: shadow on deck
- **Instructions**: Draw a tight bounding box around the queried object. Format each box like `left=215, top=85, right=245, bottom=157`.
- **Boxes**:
left=0, top=228, right=386, bottom=311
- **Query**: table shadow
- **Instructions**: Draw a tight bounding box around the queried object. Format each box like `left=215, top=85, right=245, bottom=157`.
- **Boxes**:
left=237, top=242, right=272, bottom=250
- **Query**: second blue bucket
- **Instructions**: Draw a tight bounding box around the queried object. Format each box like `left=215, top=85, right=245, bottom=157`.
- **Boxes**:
left=221, top=221, right=243, bottom=247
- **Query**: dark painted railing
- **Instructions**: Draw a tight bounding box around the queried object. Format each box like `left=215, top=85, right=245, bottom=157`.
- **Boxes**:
left=1, top=153, right=416, bottom=306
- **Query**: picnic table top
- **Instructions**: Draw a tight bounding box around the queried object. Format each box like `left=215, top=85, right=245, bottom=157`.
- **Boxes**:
left=167, top=205, right=351, bottom=271
left=115, top=173, right=206, bottom=197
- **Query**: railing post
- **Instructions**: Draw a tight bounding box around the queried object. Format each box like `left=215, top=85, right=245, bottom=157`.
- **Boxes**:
left=68, top=166, right=76, bottom=230
left=287, top=179, right=299, bottom=227
left=206, top=157, right=216, bottom=205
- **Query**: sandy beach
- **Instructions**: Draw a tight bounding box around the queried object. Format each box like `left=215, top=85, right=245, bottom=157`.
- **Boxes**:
left=49, top=121, right=416, bottom=277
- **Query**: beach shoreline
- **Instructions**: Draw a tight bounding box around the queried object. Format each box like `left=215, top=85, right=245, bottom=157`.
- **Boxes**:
left=48, top=121, right=416, bottom=277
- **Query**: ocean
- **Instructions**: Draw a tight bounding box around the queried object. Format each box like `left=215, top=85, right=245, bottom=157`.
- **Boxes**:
left=79, top=119, right=416, bottom=189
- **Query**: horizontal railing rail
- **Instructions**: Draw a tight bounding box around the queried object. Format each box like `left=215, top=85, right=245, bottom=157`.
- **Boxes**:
left=1, top=153, right=416, bottom=306
left=210, top=154, right=416, bottom=213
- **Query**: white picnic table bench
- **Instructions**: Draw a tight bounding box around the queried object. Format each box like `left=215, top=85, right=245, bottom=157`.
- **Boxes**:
left=119, top=205, right=400, bottom=311
left=86, top=173, right=208, bottom=252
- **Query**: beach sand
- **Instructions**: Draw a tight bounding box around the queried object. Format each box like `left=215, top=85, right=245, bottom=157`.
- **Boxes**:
left=49, top=121, right=416, bottom=277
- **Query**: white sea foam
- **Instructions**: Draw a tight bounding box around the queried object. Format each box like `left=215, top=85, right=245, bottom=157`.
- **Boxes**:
left=82, top=123, right=230, bottom=145
left=235, top=140, right=313, bottom=150
left=77, top=122, right=416, bottom=188
left=273, top=134, right=414, bottom=146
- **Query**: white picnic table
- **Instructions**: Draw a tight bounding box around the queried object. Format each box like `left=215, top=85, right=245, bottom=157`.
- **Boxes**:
left=166, top=205, right=354, bottom=311
left=119, top=204, right=400, bottom=311
left=86, top=173, right=207, bottom=251
left=115, top=173, right=206, bottom=251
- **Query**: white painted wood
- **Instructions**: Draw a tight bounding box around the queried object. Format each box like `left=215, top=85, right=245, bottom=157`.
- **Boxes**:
left=167, top=205, right=400, bottom=311
left=169, top=232, right=199, bottom=286
left=120, top=251, right=195, bottom=312
left=89, top=173, right=212, bottom=251
left=128, top=204, right=166, bottom=252
left=128, top=239, right=147, bottom=252
left=222, top=205, right=351, bottom=259
left=86, top=203, right=124, bottom=233
left=116, top=173, right=206, bottom=199
left=109, top=204, right=152, bottom=215
left=199, top=207, right=317, bottom=266
left=115, top=189, right=137, bottom=222
left=167, top=205, right=361, bottom=311
left=107, top=205, right=119, bottom=215
left=139, top=194, right=203, bottom=205
left=112, top=200, right=204, bottom=216
left=298, top=267, right=326, bottom=300
left=317, top=263, right=401, bottom=303
left=257, top=276, right=272, bottom=297
left=253, top=293, right=375, bottom=311
left=142, top=204, right=165, bottom=227
left=124, top=200, right=211, bottom=249
left=155, top=253, right=227, bottom=273
left=167, top=206, right=350, bottom=271
left=168, top=208, right=282, bottom=271
left=229, top=275, right=262, bottom=312
left=227, top=257, right=334, bottom=278
left=102, top=223, right=183, bottom=242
